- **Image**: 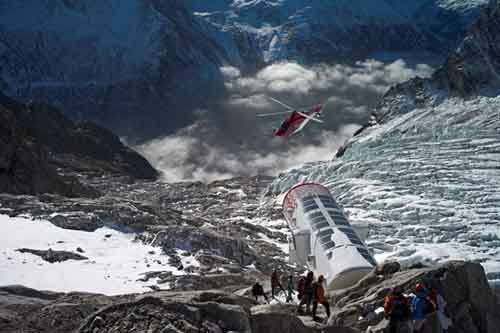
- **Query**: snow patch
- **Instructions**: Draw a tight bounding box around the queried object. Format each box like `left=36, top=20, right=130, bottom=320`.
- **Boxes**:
left=0, top=215, right=175, bottom=295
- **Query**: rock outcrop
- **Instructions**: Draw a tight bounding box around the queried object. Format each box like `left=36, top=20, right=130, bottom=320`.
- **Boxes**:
left=0, top=93, right=95, bottom=197
left=0, top=262, right=497, bottom=333
left=331, top=261, right=500, bottom=333
left=374, top=0, right=500, bottom=124
left=16, top=248, right=88, bottom=263
left=0, top=92, right=158, bottom=197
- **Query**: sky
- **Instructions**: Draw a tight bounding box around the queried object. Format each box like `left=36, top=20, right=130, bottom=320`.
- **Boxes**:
left=137, top=59, right=433, bottom=182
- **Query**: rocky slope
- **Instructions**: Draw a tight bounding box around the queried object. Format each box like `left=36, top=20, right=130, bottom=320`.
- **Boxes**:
left=0, top=262, right=498, bottom=332
left=0, top=174, right=293, bottom=293
left=0, top=0, right=488, bottom=138
left=0, top=92, right=157, bottom=197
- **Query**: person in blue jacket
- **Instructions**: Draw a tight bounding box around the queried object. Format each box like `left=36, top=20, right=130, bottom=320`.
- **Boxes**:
left=410, top=283, right=436, bottom=333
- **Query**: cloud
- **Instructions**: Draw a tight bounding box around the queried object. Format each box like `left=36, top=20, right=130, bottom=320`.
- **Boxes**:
left=137, top=59, right=433, bottom=182
left=139, top=125, right=359, bottom=182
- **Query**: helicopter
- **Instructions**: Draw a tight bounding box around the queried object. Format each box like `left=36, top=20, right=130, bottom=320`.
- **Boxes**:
left=257, top=97, right=325, bottom=137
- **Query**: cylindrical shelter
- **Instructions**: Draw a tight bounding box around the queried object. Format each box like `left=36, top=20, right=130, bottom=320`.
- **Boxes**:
left=283, top=183, right=376, bottom=290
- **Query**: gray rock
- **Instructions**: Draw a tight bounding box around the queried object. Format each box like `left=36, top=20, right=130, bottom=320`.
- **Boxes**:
left=376, top=261, right=401, bottom=276
left=16, top=248, right=88, bottom=263
left=332, top=262, right=500, bottom=333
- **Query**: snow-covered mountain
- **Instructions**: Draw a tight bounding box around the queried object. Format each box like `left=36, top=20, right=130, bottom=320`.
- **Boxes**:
left=0, top=0, right=238, bottom=138
left=0, top=0, right=488, bottom=138
left=189, top=0, right=489, bottom=63
left=270, top=1, right=500, bottom=282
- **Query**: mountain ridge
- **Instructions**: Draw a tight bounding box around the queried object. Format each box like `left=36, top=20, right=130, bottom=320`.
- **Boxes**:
left=0, top=0, right=489, bottom=139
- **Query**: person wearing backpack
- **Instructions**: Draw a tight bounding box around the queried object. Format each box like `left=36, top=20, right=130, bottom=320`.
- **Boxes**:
left=312, top=275, right=331, bottom=322
left=251, top=281, right=269, bottom=303
left=297, top=271, right=314, bottom=314
left=286, top=275, right=295, bottom=302
left=271, top=269, right=286, bottom=298
left=384, top=287, right=410, bottom=333
left=297, top=275, right=305, bottom=301
left=429, top=288, right=452, bottom=332
left=411, top=283, right=436, bottom=333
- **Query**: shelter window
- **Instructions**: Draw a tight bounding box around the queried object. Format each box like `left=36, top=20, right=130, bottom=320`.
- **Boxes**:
left=330, top=216, right=349, bottom=226
left=319, top=234, right=333, bottom=245
left=328, top=210, right=346, bottom=219
left=322, top=201, right=340, bottom=210
left=301, top=197, right=317, bottom=206
left=318, top=195, right=335, bottom=204
left=312, top=221, right=329, bottom=231
left=303, top=202, right=319, bottom=213
left=318, top=229, right=334, bottom=238
left=322, top=241, right=336, bottom=249
left=311, top=215, right=328, bottom=225
left=308, top=211, right=325, bottom=219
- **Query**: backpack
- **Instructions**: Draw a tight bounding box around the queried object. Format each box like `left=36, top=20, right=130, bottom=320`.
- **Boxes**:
left=297, top=278, right=305, bottom=296
left=411, top=296, right=431, bottom=319
left=252, top=283, right=262, bottom=296
left=425, top=298, right=437, bottom=314
left=390, top=296, right=408, bottom=320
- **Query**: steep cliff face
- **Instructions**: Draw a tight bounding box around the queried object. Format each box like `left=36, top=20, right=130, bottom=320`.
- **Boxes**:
left=190, top=0, right=488, bottom=63
left=0, top=0, right=245, bottom=138
left=0, top=93, right=95, bottom=197
left=376, top=1, right=500, bottom=123
left=0, top=92, right=157, bottom=197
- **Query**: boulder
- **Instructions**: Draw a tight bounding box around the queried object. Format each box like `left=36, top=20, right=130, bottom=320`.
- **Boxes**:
left=251, top=304, right=315, bottom=333
left=16, top=248, right=88, bottom=263
left=332, top=262, right=500, bottom=333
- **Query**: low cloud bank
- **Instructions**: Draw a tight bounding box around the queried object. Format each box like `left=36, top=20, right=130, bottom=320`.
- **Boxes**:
left=138, top=60, right=433, bottom=182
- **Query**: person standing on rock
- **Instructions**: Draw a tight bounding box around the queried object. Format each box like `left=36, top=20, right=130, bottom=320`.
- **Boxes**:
left=298, top=271, right=314, bottom=314
left=410, top=283, right=436, bottom=333
left=286, top=275, right=295, bottom=302
left=429, top=288, right=452, bottom=332
left=312, top=275, right=331, bottom=322
left=384, top=287, right=410, bottom=333
left=252, top=281, right=269, bottom=303
left=297, top=275, right=305, bottom=301
left=271, top=269, right=285, bottom=298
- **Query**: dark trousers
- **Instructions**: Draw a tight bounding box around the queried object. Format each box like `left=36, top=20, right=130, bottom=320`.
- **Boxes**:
left=312, top=300, right=331, bottom=319
left=388, top=319, right=411, bottom=333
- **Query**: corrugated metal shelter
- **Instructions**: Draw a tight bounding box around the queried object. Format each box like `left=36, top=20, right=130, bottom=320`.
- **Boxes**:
left=283, top=183, right=376, bottom=290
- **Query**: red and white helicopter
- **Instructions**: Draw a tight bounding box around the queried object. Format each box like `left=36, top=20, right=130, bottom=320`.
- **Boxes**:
left=257, top=97, right=325, bottom=138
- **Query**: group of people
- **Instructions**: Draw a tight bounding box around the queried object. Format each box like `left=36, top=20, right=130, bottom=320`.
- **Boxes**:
left=297, top=271, right=331, bottom=322
left=384, top=283, right=452, bottom=333
left=253, top=272, right=453, bottom=331
left=251, top=269, right=331, bottom=322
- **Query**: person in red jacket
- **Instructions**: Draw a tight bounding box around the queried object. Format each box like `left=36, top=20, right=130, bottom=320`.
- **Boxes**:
left=384, top=287, right=411, bottom=333
left=271, top=269, right=285, bottom=298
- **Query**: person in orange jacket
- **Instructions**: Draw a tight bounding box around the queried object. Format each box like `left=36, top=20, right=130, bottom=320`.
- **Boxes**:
left=312, top=275, right=331, bottom=321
